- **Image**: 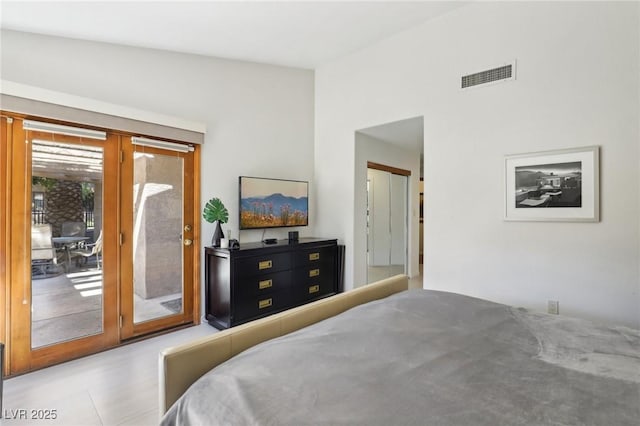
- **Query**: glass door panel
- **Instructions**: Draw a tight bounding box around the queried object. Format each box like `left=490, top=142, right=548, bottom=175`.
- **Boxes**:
left=120, top=139, right=195, bottom=339
left=132, top=151, right=184, bottom=323
left=30, top=140, right=104, bottom=348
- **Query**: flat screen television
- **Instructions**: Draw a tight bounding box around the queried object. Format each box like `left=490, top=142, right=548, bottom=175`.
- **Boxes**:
left=239, top=176, right=309, bottom=230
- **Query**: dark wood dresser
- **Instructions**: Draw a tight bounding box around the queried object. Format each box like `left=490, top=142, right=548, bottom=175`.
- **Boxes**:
left=205, top=238, right=339, bottom=329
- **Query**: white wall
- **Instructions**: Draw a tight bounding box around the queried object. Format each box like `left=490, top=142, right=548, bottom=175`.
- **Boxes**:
left=316, top=2, right=640, bottom=327
left=1, top=30, right=315, bottom=240
left=1, top=30, right=315, bottom=318
left=354, top=132, right=421, bottom=288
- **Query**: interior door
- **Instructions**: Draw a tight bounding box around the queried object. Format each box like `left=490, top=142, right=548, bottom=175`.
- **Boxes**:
left=389, top=173, right=407, bottom=267
left=367, top=168, right=391, bottom=266
left=6, top=119, right=119, bottom=374
left=366, top=165, right=409, bottom=284
left=119, top=137, right=196, bottom=339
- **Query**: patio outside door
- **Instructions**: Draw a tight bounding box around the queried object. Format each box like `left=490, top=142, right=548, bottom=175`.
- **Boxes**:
left=119, top=138, right=195, bottom=339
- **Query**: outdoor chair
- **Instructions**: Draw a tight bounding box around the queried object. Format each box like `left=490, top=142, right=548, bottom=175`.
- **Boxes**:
left=71, top=230, right=103, bottom=270
left=31, top=224, right=62, bottom=278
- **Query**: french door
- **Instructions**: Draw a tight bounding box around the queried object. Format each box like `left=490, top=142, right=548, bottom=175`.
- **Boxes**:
left=119, top=137, right=196, bottom=339
left=2, top=117, right=198, bottom=375
left=5, top=119, right=119, bottom=373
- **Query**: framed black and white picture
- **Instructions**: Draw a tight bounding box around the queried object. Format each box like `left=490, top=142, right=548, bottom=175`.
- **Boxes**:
left=504, top=146, right=599, bottom=222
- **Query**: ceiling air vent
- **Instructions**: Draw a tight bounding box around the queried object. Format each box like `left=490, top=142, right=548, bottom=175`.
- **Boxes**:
left=461, top=61, right=516, bottom=89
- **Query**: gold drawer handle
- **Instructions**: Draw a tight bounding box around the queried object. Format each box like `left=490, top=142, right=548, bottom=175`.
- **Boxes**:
left=259, top=279, right=273, bottom=290
left=309, top=285, right=320, bottom=294
left=309, top=268, right=320, bottom=277
left=258, top=260, right=273, bottom=270
left=309, top=252, right=320, bottom=261
left=258, top=298, right=273, bottom=309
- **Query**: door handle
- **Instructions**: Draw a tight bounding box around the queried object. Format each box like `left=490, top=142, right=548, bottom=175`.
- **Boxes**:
left=183, top=239, right=193, bottom=246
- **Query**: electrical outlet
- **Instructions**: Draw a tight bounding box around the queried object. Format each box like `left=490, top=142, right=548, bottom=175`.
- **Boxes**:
left=548, top=300, right=559, bottom=315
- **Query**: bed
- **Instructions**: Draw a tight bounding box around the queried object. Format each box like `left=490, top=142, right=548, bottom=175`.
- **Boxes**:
left=159, top=274, right=640, bottom=425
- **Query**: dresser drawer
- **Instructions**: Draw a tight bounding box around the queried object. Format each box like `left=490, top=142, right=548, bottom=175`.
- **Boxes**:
left=234, top=291, right=290, bottom=323
left=293, top=261, right=335, bottom=284
left=293, top=245, right=336, bottom=267
left=235, top=252, right=291, bottom=278
left=293, top=262, right=336, bottom=303
left=235, top=270, right=291, bottom=297
left=293, top=276, right=336, bottom=303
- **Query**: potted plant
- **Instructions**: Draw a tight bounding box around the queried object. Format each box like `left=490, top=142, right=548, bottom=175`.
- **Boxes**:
left=203, top=197, right=229, bottom=247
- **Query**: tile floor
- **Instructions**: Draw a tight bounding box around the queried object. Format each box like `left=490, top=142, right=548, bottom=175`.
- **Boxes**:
left=2, top=323, right=215, bottom=426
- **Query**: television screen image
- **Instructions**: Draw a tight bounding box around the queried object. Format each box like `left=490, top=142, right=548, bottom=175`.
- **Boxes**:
left=239, top=176, right=309, bottom=229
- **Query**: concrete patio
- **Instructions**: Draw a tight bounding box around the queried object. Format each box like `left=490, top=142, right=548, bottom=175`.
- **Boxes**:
left=31, top=263, right=181, bottom=349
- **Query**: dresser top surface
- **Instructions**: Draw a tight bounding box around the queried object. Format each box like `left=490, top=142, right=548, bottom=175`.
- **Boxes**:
left=205, top=237, right=337, bottom=255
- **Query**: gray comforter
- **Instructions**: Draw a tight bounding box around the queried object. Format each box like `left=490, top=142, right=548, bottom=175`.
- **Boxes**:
left=161, top=290, right=640, bottom=425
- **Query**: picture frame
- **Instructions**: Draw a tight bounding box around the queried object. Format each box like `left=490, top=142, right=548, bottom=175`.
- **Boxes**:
left=504, top=146, right=599, bottom=222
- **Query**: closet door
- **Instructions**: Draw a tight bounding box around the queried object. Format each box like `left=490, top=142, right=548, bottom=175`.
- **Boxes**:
left=366, top=164, right=409, bottom=284
left=368, top=168, right=391, bottom=266
left=389, top=173, right=407, bottom=268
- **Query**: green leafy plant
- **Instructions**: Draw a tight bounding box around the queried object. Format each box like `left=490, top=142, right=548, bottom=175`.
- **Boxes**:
left=32, top=176, right=57, bottom=191
left=203, top=197, right=229, bottom=224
